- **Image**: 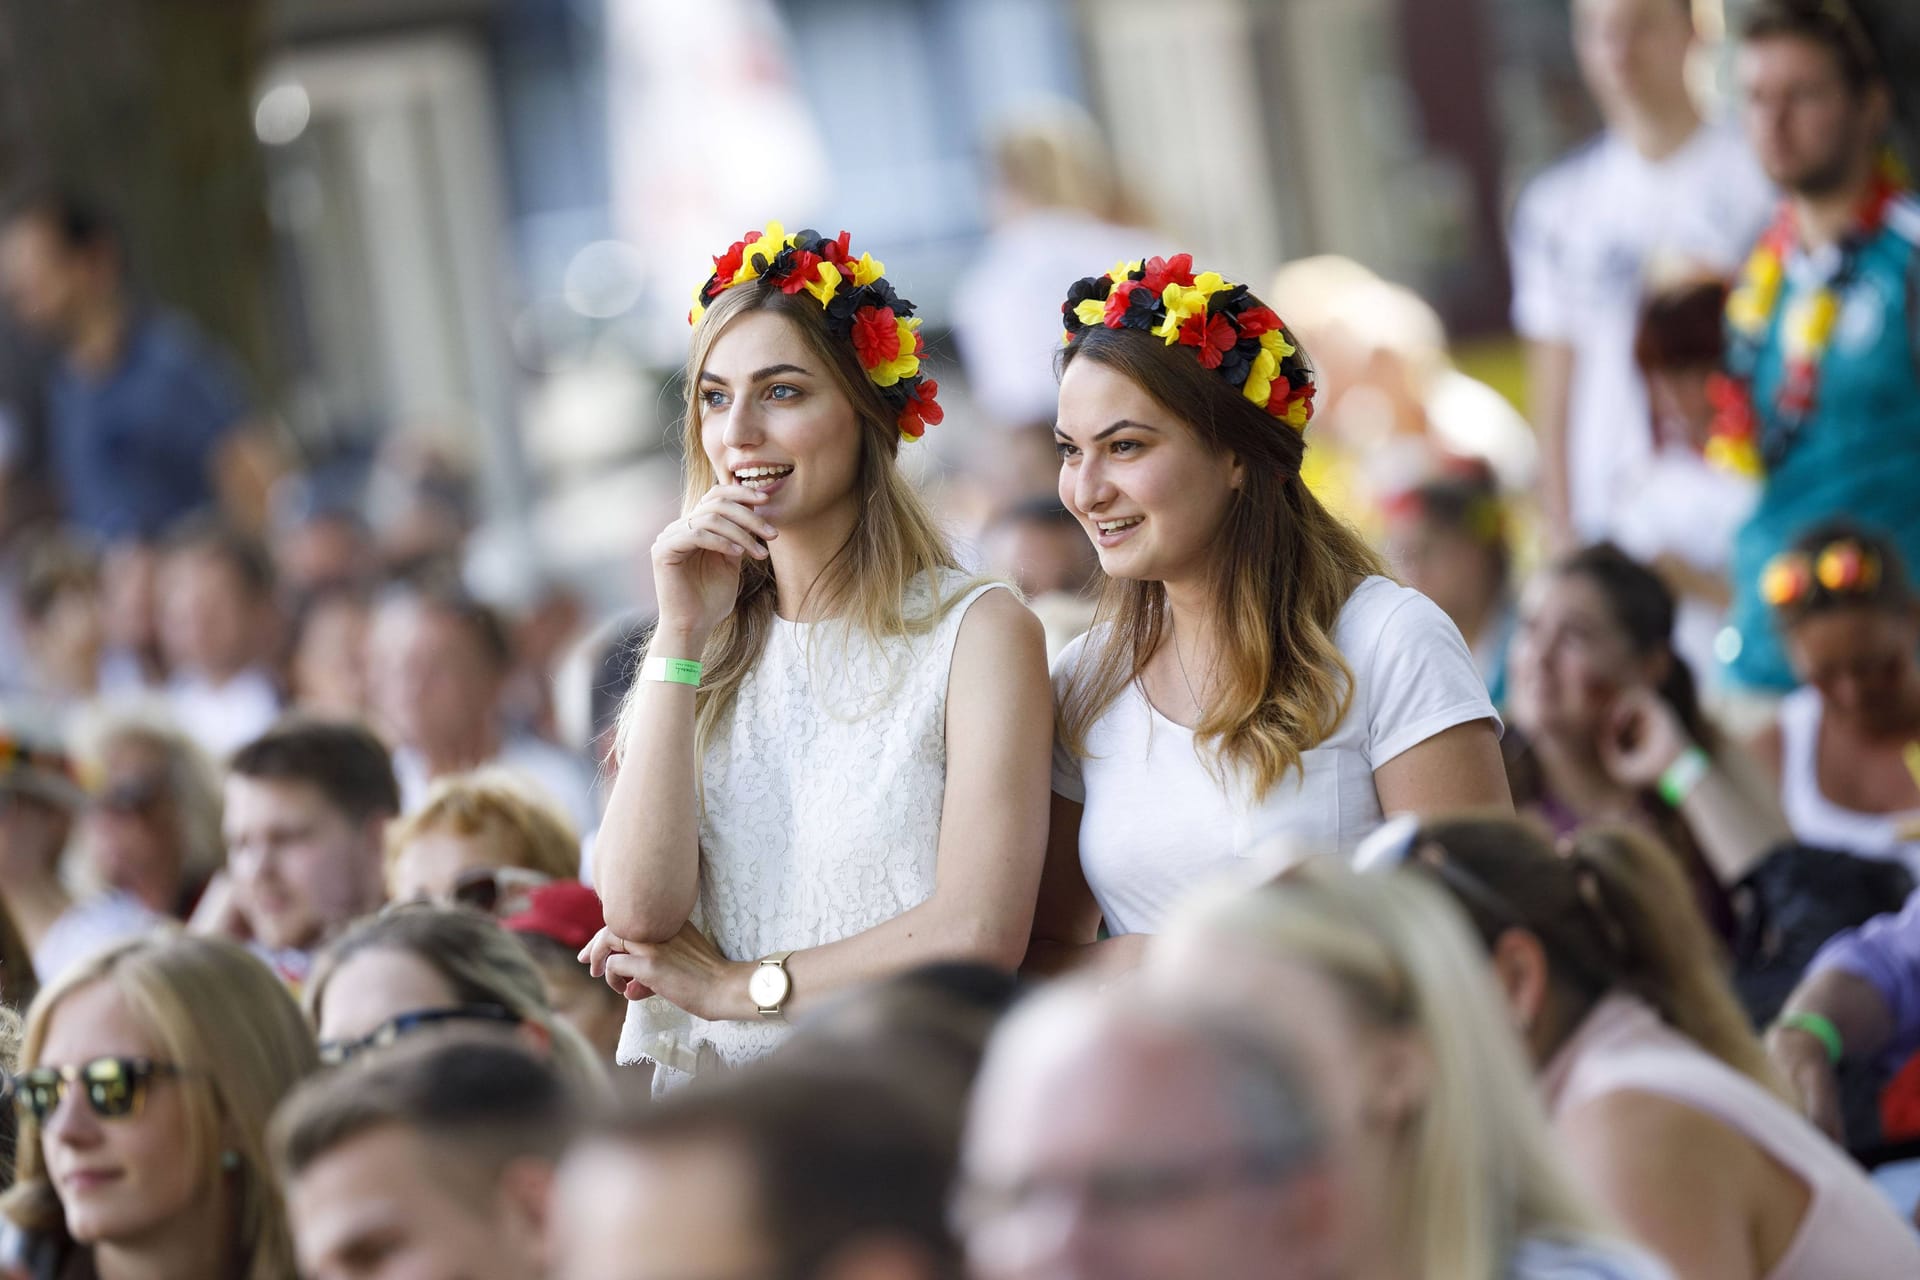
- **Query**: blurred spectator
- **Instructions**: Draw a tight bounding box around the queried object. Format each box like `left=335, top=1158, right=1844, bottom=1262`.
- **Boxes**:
left=551, top=612, right=650, bottom=779
left=978, top=498, right=1097, bottom=661
left=287, top=586, right=372, bottom=720
left=952, top=101, right=1168, bottom=496
left=155, top=519, right=283, bottom=758
left=0, top=934, right=316, bottom=1280
left=13, top=536, right=103, bottom=718
left=274, top=1037, right=574, bottom=1280
left=0, top=715, right=147, bottom=986
left=502, top=580, right=586, bottom=747
left=1382, top=468, right=1516, bottom=706
left=199, top=720, right=398, bottom=989
left=1267, top=257, right=1538, bottom=532
left=70, top=708, right=223, bottom=923
left=502, top=881, right=626, bottom=1064
left=303, top=905, right=607, bottom=1093
left=1144, top=859, right=1662, bottom=1278
left=370, top=585, right=596, bottom=834
left=0, top=192, right=277, bottom=541
left=1510, top=0, right=1773, bottom=548
left=384, top=769, right=580, bottom=907
left=1720, top=0, right=1920, bottom=690
left=1749, top=520, right=1920, bottom=869
left=1613, top=279, right=1756, bottom=689
left=958, top=983, right=1336, bottom=1280
left=95, top=541, right=161, bottom=695
left=1392, top=815, right=1920, bottom=1276
left=366, top=435, right=477, bottom=585
left=1504, top=544, right=1787, bottom=926
left=553, top=1064, right=957, bottom=1280
left=266, top=472, right=378, bottom=601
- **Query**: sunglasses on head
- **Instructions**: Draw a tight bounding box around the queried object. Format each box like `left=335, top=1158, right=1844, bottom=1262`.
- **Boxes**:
left=318, top=1003, right=522, bottom=1067
left=448, top=866, right=550, bottom=916
left=1761, top=539, right=1882, bottom=610
left=12, top=1056, right=183, bottom=1123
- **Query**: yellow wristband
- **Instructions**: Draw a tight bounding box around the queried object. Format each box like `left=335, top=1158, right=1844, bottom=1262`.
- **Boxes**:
left=641, top=655, right=702, bottom=687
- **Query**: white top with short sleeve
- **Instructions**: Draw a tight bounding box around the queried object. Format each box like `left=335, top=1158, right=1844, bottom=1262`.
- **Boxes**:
left=1509, top=121, right=1773, bottom=541
left=618, top=569, right=1006, bottom=1087
left=1051, top=577, right=1498, bottom=936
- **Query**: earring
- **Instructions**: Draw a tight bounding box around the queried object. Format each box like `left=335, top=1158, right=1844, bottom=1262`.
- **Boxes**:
left=221, top=1149, right=241, bottom=1172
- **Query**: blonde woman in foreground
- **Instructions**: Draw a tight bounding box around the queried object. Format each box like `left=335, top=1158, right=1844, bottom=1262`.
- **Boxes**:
left=1373, top=815, right=1920, bottom=1280
left=0, top=934, right=316, bottom=1280
left=580, top=225, right=1051, bottom=1090
left=1147, top=859, right=1666, bottom=1280
left=1033, top=255, right=1508, bottom=976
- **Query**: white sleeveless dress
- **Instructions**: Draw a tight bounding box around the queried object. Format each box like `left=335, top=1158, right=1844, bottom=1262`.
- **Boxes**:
left=616, top=568, right=1005, bottom=1089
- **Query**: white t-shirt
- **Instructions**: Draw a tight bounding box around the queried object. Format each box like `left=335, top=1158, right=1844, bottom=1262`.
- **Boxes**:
left=1051, top=577, right=1499, bottom=935
left=1509, top=121, right=1773, bottom=541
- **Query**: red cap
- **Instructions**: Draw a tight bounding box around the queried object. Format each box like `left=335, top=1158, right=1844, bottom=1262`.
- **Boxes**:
left=502, top=881, right=605, bottom=952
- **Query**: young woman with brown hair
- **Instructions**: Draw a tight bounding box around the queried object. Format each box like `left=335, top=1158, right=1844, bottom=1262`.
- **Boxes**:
left=583, top=226, right=1051, bottom=1089
left=1368, top=812, right=1920, bottom=1279
left=1030, top=256, right=1510, bottom=973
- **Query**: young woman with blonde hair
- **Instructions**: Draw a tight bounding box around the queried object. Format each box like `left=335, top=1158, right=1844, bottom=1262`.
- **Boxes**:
left=1146, top=858, right=1659, bottom=1280
left=0, top=933, right=316, bottom=1280
left=384, top=767, right=580, bottom=906
left=304, top=904, right=609, bottom=1091
left=582, top=225, right=1051, bottom=1089
left=1032, top=256, right=1509, bottom=972
left=1370, top=813, right=1920, bottom=1278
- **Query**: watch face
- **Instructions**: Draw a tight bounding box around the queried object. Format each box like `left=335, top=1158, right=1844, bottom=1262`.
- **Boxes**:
left=748, top=963, right=790, bottom=1009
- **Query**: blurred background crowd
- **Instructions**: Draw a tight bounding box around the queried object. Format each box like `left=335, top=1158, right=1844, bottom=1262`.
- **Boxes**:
left=0, top=0, right=1914, bottom=1278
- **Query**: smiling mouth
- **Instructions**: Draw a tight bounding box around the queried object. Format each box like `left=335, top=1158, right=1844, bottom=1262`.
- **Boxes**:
left=733, top=465, right=794, bottom=491
left=1096, top=516, right=1143, bottom=536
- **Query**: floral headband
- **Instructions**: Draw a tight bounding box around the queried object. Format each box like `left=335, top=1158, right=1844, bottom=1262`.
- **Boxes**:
left=1761, top=538, right=1883, bottom=609
left=1060, top=254, right=1316, bottom=429
left=691, top=222, right=943, bottom=442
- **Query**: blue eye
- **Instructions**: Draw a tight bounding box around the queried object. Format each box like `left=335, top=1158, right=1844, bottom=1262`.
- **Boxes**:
left=768, top=384, right=800, bottom=401
left=700, top=389, right=729, bottom=409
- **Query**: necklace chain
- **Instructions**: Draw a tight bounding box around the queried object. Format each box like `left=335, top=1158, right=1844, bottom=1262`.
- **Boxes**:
left=1170, top=617, right=1205, bottom=715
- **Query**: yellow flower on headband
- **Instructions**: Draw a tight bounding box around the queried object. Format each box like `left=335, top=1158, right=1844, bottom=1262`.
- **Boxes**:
left=870, top=316, right=922, bottom=387
left=1242, top=347, right=1281, bottom=408
left=803, top=262, right=843, bottom=307
left=1151, top=274, right=1231, bottom=346
left=1258, top=328, right=1295, bottom=362
left=850, top=253, right=886, bottom=287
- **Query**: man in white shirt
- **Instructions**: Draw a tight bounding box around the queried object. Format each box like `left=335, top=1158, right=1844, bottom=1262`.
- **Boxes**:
left=370, top=585, right=597, bottom=835
left=157, top=519, right=283, bottom=757
left=1511, top=0, right=1775, bottom=547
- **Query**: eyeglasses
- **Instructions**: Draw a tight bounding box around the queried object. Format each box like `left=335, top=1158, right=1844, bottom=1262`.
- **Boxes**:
left=1761, top=539, right=1883, bottom=609
left=951, top=1145, right=1313, bottom=1238
left=12, top=1056, right=183, bottom=1123
left=448, top=866, right=550, bottom=916
left=318, top=1003, right=523, bottom=1067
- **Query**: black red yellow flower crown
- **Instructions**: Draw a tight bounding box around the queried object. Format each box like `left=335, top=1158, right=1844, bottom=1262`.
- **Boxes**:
left=1761, top=538, right=1882, bottom=609
left=1060, top=254, right=1316, bottom=429
left=691, top=222, right=943, bottom=441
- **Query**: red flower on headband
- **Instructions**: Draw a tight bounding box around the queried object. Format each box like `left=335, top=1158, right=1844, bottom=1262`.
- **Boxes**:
left=773, top=249, right=822, bottom=294
left=1180, top=312, right=1239, bottom=369
left=820, top=230, right=853, bottom=268
left=899, top=378, right=944, bottom=440
left=1234, top=306, right=1282, bottom=338
left=1140, top=254, right=1196, bottom=295
left=707, top=237, right=750, bottom=298
left=851, top=306, right=901, bottom=370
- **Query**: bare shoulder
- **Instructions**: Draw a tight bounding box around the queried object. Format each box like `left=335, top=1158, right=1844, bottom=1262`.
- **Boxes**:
left=954, top=585, right=1045, bottom=656
left=1560, top=1087, right=1757, bottom=1180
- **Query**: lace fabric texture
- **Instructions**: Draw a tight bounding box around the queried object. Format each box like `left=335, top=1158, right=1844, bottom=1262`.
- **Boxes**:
left=618, top=570, right=1002, bottom=1085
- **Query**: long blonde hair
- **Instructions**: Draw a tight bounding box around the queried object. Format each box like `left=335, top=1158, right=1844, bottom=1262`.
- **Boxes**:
left=0, top=933, right=316, bottom=1280
left=619, top=280, right=984, bottom=764
left=1055, top=326, right=1386, bottom=801
left=1411, top=814, right=1782, bottom=1094
left=1159, top=860, right=1615, bottom=1280
left=304, top=904, right=609, bottom=1095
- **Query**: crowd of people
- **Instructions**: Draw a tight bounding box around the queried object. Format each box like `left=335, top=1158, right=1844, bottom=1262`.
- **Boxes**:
left=0, top=0, right=1913, bottom=1277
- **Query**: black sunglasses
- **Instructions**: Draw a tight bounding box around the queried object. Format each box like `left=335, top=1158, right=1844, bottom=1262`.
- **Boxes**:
left=13, top=1056, right=184, bottom=1123
left=318, top=1003, right=522, bottom=1067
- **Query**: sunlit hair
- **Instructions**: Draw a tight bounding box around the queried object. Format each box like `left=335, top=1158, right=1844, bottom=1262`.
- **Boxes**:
left=1056, top=326, right=1386, bottom=801
left=1158, top=860, right=1613, bottom=1279
left=1408, top=814, right=1783, bottom=1095
left=303, top=905, right=608, bottom=1097
left=0, top=933, right=317, bottom=1280
left=617, top=279, right=988, bottom=766
left=384, top=768, right=580, bottom=895
left=72, top=704, right=226, bottom=901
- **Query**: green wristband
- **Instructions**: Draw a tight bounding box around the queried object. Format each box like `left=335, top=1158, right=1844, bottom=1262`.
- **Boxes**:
left=1778, top=1011, right=1844, bottom=1065
left=1656, top=746, right=1711, bottom=808
left=642, top=655, right=703, bottom=687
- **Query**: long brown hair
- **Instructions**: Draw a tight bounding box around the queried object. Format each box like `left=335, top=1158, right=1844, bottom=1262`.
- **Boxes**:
left=1410, top=814, right=1781, bottom=1093
left=1056, top=325, right=1386, bottom=800
left=619, top=280, right=982, bottom=763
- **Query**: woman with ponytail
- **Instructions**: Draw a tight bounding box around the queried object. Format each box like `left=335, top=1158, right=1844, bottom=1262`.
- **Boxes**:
left=1032, top=256, right=1509, bottom=974
left=1364, top=812, right=1920, bottom=1279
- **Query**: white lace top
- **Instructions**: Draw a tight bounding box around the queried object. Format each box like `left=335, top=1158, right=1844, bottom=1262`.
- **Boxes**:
left=617, top=568, right=1005, bottom=1086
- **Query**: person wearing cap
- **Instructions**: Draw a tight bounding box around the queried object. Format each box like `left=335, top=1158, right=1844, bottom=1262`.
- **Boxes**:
left=504, top=881, right=626, bottom=1063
